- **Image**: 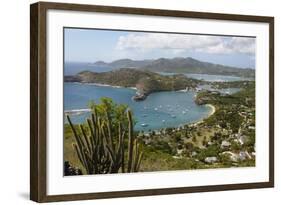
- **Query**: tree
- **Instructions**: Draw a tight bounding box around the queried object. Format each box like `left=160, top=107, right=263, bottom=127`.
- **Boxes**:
left=88, top=97, right=132, bottom=131
left=192, top=136, right=197, bottom=143
left=174, top=132, right=182, bottom=143
left=202, top=136, right=207, bottom=147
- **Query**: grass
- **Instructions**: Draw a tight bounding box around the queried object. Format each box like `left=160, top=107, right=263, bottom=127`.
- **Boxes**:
left=64, top=123, right=210, bottom=173
left=140, top=146, right=202, bottom=171
left=64, top=124, right=87, bottom=173
left=184, top=127, right=218, bottom=148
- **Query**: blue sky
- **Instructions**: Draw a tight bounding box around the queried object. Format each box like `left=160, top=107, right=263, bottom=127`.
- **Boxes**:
left=64, top=28, right=256, bottom=69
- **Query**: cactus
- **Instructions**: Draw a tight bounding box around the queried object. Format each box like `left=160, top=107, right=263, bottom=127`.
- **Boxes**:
left=127, top=110, right=134, bottom=172
left=66, top=107, right=143, bottom=174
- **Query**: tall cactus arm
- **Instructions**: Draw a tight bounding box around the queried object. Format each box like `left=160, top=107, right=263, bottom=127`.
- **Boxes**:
left=116, top=123, right=125, bottom=162
left=104, top=108, right=115, bottom=153
left=132, top=139, right=143, bottom=172
left=116, top=122, right=122, bottom=153
left=136, top=152, right=143, bottom=172
left=132, top=139, right=139, bottom=172
left=79, top=124, right=91, bottom=154
left=91, top=113, right=98, bottom=145
left=87, top=118, right=96, bottom=147
left=66, top=115, right=86, bottom=152
left=72, top=143, right=90, bottom=174
left=72, top=143, right=85, bottom=169
left=127, top=110, right=134, bottom=172
left=121, top=130, right=125, bottom=173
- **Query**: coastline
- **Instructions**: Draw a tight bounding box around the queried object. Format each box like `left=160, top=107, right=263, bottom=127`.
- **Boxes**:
left=205, top=104, right=216, bottom=117
left=64, top=103, right=217, bottom=130
left=68, top=81, right=137, bottom=90
left=64, top=81, right=217, bottom=130
left=189, top=104, right=216, bottom=127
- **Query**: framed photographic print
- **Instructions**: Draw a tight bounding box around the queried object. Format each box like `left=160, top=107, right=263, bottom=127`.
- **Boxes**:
left=30, top=1, right=274, bottom=202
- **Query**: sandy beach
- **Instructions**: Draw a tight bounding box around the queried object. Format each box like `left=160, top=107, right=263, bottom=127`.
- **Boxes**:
left=190, top=104, right=216, bottom=126
left=205, top=104, right=216, bottom=117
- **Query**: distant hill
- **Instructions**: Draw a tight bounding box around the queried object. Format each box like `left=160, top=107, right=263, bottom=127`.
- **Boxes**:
left=94, top=59, right=153, bottom=69
left=93, top=57, right=255, bottom=78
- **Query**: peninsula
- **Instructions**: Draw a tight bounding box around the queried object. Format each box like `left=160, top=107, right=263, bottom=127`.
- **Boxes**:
left=64, top=68, right=202, bottom=100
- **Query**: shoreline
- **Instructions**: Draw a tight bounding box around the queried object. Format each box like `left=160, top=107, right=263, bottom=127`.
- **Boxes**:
left=205, top=104, right=216, bottom=117
left=67, top=81, right=137, bottom=90
left=64, top=82, right=217, bottom=130
left=64, top=104, right=217, bottom=133
left=137, top=103, right=216, bottom=133
left=189, top=104, right=216, bottom=127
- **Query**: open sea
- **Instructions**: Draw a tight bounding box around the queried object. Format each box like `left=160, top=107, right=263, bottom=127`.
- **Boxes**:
left=64, top=62, right=113, bottom=75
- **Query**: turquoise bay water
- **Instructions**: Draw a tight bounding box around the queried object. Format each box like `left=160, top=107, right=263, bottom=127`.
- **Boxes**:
left=156, top=72, right=251, bottom=82
left=64, top=83, right=211, bottom=131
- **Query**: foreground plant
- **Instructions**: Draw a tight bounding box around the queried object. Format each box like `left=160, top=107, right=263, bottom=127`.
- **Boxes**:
left=66, top=106, right=143, bottom=174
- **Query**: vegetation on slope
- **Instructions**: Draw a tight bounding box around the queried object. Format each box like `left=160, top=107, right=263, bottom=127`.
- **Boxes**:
left=65, top=68, right=201, bottom=95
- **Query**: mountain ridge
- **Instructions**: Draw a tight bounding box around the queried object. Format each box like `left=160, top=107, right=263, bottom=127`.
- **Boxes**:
left=92, top=57, right=254, bottom=78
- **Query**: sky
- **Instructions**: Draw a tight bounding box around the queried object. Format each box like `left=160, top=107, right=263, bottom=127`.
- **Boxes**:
left=64, top=28, right=256, bottom=69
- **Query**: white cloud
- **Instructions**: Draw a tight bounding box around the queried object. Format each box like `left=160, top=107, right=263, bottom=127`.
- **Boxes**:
left=116, top=33, right=255, bottom=55
left=226, top=37, right=256, bottom=54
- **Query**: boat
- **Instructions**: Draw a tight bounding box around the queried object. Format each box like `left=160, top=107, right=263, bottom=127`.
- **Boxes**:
left=154, top=108, right=158, bottom=111
left=171, top=115, right=176, bottom=118
left=141, top=123, right=148, bottom=127
left=132, top=93, right=147, bottom=101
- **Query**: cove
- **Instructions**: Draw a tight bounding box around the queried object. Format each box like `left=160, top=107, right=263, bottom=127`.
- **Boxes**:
left=64, top=82, right=212, bottom=131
